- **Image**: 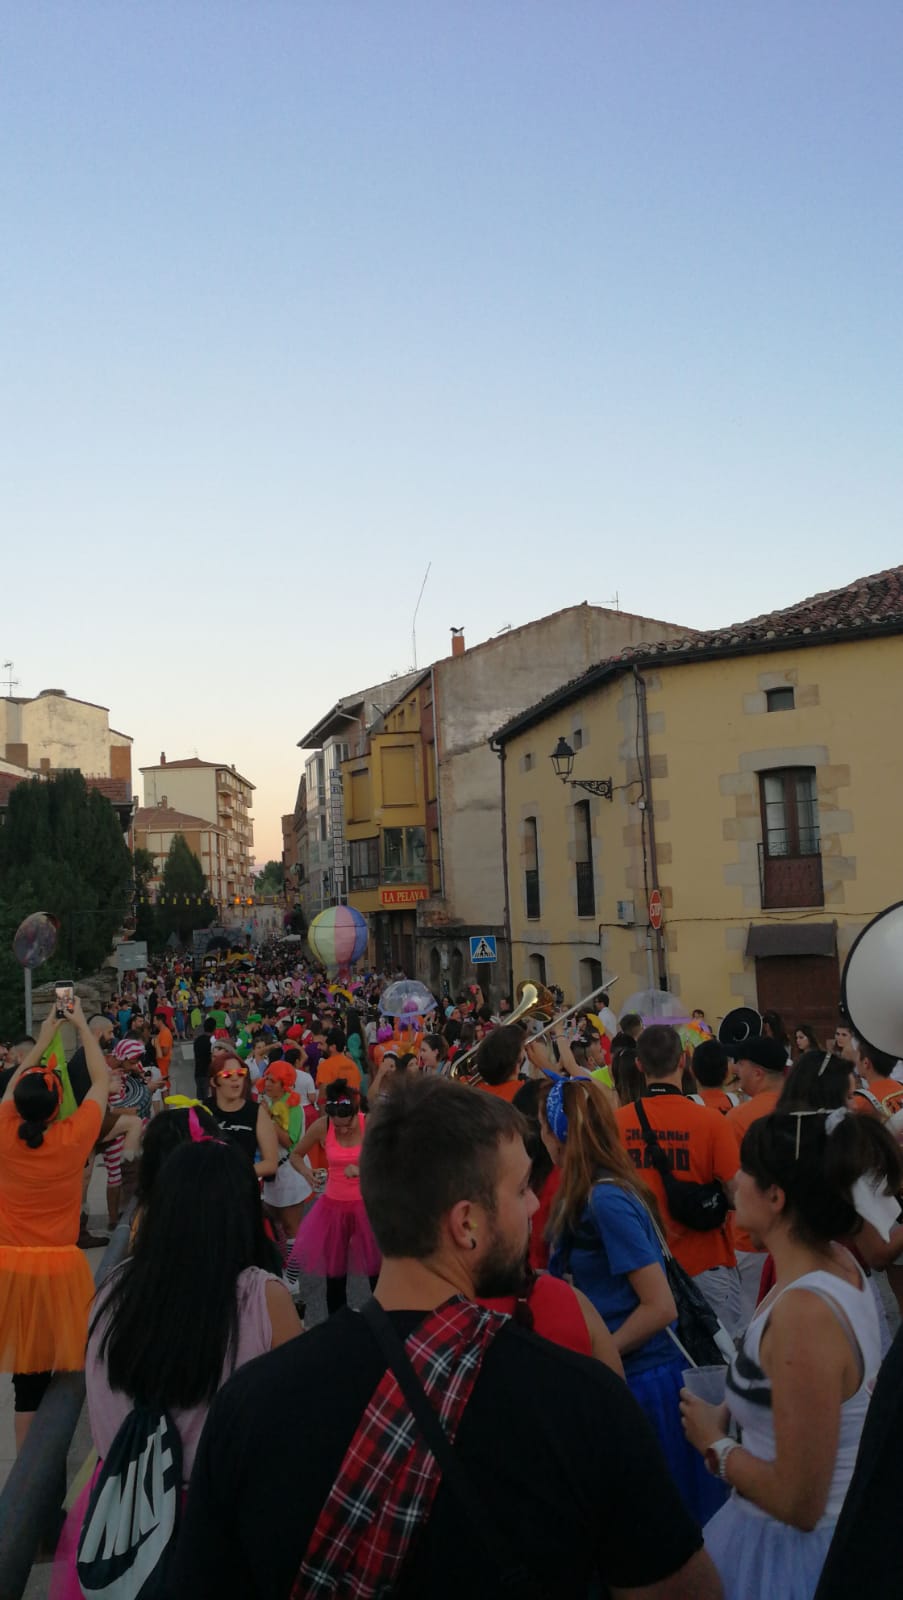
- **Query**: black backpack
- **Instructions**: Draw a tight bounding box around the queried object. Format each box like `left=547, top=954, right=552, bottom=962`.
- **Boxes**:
left=76, top=1403, right=182, bottom=1600
left=635, top=1098, right=730, bottom=1232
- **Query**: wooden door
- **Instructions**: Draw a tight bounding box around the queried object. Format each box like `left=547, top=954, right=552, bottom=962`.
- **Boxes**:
left=755, top=955, right=840, bottom=1047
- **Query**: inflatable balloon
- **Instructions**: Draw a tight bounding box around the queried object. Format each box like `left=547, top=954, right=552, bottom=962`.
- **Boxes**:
left=307, top=906, right=368, bottom=971
left=13, top=912, right=60, bottom=970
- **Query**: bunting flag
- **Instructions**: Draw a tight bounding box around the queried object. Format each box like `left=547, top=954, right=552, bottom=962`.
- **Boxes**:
left=43, top=1030, right=77, bottom=1120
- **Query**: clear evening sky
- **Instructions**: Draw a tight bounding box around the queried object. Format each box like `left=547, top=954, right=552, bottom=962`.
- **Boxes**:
left=2, top=3, right=900, bottom=861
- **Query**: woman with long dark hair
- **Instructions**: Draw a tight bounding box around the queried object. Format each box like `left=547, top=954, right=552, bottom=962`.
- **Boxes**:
left=541, top=1074, right=725, bottom=1525
left=682, top=1111, right=902, bottom=1600
left=51, top=1135, right=301, bottom=1598
left=793, top=1024, right=822, bottom=1059
left=0, top=1002, right=110, bottom=1450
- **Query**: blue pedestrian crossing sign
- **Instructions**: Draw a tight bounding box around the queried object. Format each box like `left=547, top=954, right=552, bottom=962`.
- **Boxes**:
left=470, top=935, right=498, bottom=963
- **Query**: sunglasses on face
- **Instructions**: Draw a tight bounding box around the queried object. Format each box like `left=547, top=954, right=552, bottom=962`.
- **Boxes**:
left=217, top=1066, right=247, bottom=1080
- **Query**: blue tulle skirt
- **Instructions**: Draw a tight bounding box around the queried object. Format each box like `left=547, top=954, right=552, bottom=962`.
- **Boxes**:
left=704, top=1492, right=835, bottom=1600
left=627, top=1356, right=728, bottom=1527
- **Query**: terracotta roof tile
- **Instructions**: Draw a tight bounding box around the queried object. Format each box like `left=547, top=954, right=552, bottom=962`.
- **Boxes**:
left=0, top=772, right=26, bottom=804
left=495, top=564, right=903, bottom=742
left=134, top=805, right=221, bottom=833
left=83, top=776, right=131, bottom=803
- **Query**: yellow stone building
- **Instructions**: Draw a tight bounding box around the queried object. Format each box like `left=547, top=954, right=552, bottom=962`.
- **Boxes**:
left=343, top=676, right=436, bottom=973
left=494, top=567, right=903, bottom=1043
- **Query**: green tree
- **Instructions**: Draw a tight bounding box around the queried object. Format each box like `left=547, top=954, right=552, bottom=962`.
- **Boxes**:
left=154, top=834, right=216, bottom=946
left=0, top=773, right=133, bottom=1035
left=132, top=847, right=158, bottom=948
left=254, top=859, right=285, bottom=896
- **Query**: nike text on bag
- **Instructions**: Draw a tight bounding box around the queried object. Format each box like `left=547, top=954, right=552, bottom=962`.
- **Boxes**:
left=635, top=1100, right=730, bottom=1232
left=77, top=1405, right=182, bottom=1600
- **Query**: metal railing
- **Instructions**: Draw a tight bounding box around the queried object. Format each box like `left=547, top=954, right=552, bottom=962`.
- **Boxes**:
left=0, top=1217, right=133, bottom=1600
left=757, top=842, right=824, bottom=910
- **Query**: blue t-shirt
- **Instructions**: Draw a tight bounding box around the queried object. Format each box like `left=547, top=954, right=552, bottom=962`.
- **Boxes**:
left=550, top=1182, right=676, bottom=1376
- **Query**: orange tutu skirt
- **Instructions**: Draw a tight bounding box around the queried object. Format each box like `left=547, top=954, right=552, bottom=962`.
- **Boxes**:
left=0, top=1245, right=95, bottom=1374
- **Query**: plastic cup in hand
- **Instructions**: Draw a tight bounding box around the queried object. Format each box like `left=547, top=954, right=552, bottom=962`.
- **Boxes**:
left=681, top=1365, right=727, bottom=1405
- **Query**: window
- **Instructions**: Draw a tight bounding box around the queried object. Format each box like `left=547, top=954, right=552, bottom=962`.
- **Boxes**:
left=382, top=826, right=427, bottom=883
left=348, top=769, right=372, bottom=823
left=758, top=768, right=823, bottom=909
left=574, top=800, right=595, bottom=917
left=766, top=687, right=795, bottom=713
left=761, top=769, right=819, bottom=857
left=349, top=838, right=379, bottom=890
left=524, top=816, right=540, bottom=920
left=579, top=957, right=602, bottom=995
left=319, top=815, right=328, bottom=842
left=529, top=953, right=547, bottom=985
left=573, top=728, right=583, bottom=750
left=381, top=745, right=417, bottom=806
left=524, top=752, right=534, bottom=771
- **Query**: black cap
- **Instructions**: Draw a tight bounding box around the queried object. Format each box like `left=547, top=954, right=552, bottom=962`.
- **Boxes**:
left=722, top=1036, right=787, bottom=1073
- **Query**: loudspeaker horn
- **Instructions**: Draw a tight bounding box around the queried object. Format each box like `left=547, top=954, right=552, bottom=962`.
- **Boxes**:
left=718, top=1007, right=762, bottom=1046
left=841, top=901, right=903, bottom=1059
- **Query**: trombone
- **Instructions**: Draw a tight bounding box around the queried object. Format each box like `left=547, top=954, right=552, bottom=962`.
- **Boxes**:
left=448, top=977, right=617, bottom=1083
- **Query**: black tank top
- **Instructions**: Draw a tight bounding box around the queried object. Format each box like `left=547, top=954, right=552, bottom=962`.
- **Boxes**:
left=210, top=1099, right=258, bottom=1163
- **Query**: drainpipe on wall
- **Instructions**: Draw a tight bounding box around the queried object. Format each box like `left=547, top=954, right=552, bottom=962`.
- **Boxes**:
left=633, top=666, right=668, bottom=990
left=490, top=735, right=514, bottom=1006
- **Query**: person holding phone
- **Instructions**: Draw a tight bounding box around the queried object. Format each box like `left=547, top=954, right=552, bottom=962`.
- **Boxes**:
left=0, top=1000, right=111, bottom=1449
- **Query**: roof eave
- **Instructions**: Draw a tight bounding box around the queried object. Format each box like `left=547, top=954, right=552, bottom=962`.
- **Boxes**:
left=492, top=619, right=903, bottom=744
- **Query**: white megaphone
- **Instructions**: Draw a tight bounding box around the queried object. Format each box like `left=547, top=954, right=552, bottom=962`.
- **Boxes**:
left=841, top=901, right=903, bottom=1060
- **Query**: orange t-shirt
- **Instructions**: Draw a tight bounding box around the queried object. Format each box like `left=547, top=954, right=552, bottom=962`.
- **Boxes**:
left=476, top=1079, right=521, bottom=1103
left=616, top=1088, right=739, bottom=1276
left=154, top=1025, right=173, bottom=1080
left=852, top=1078, right=903, bottom=1117
left=725, top=1088, right=782, bottom=1254
left=693, top=1087, right=742, bottom=1116
left=0, top=1099, right=102, bottom=1247
left=316, top=1055, right=362, bottom=1099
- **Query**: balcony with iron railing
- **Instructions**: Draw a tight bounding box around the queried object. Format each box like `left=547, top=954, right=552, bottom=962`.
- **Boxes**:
left=757, top=833, right=824, bottom=909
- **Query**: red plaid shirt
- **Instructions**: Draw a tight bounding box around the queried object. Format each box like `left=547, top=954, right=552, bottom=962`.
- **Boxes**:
left=292, top=1297, right=507, bottom=1598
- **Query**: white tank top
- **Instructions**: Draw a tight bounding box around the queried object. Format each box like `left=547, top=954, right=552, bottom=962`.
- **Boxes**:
left=725, top=1255, right=881, bottom=1523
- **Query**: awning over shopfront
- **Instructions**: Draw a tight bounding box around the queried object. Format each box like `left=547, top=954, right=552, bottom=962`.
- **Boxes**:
left=745, top=922, right=837, bottom=960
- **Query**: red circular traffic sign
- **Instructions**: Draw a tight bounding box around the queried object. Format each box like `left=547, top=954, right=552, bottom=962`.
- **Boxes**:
left=648, top=890, right=663, bottom=931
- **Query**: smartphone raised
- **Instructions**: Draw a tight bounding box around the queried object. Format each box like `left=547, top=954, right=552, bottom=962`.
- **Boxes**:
left=54, top=981, right=75, bottom=1020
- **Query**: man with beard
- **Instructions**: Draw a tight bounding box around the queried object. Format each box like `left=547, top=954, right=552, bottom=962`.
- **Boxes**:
left=172, top=1076, right=719, bottom=1600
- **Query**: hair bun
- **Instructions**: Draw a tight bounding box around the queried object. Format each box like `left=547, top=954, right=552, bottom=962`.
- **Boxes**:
left=17, top=1120, right=46, bottom=1150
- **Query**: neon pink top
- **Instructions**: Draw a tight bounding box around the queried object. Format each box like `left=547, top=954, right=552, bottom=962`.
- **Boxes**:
left=325, top=1115, right=365, bottom=1202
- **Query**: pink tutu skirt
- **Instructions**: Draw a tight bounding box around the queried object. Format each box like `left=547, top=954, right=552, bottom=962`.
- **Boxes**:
left=288, top=1197, right=381, bottom=1278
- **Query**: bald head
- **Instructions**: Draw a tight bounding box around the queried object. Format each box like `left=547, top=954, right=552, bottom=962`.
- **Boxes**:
left=88, top=1013, right=115, bottom=1046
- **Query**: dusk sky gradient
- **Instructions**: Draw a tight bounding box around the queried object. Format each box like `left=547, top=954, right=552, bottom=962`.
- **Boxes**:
left=2, top=3, right=901, bottom=859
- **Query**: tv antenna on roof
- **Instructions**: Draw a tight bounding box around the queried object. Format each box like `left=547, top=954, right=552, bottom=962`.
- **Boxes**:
left=591, top=593, right=620, bottom=612
left=2, top=661, right=19, bottom=697
left=411, top=562, right=432, bottom=670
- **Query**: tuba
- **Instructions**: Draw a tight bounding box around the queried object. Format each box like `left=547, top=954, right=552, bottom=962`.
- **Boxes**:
left=449, top=981, right=556, bottom=1081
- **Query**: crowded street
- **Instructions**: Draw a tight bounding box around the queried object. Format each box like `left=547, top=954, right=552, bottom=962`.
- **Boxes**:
left=3, top=4, right=903, bottom=1596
